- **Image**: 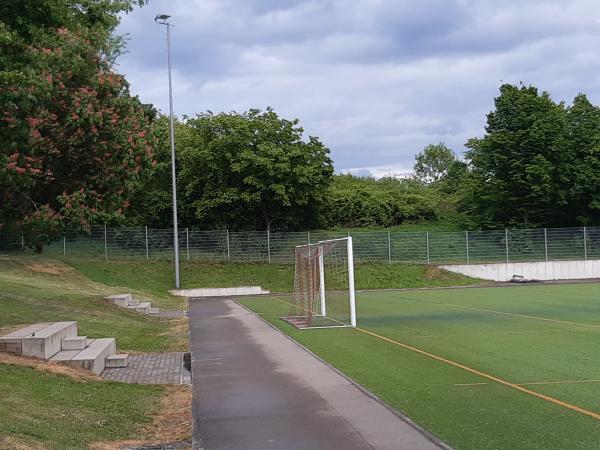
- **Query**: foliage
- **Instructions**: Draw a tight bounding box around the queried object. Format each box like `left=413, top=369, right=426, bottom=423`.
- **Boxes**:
left=323, top=174, right=439, bottom=228
left=413, top=142, right=457, bottom=183
left=131, top=109, right=334, bottom=230
left=463, top=84, right=600, bottom=228
left=0, top=1, right=153, bottom=250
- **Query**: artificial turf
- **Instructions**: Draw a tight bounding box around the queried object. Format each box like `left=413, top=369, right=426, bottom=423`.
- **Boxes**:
left=240, top=282, right=600, bottom=450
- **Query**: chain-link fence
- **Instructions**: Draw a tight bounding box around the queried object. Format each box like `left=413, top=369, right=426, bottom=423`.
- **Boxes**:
left=1, top=225, right=600, bottom=265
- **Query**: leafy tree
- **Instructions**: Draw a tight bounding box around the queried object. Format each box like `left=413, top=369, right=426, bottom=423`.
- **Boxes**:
left=564, top=94, right=600, bottom=224
left=324, top=175, right=439, bottom=228
left=413, top=143, right=457, bottom=183
left=0, top=1, right=153, bottom=250
left=463, top=84, right=570, bottom=228
left=140, top=109, right=334, bottom=230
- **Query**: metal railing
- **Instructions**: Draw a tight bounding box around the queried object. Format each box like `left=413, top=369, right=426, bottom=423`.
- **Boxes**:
left=1, top=225, right=599, bottom=265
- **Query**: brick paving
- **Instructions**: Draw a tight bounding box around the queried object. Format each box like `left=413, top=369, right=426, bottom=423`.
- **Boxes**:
left=102, top=352, right=190, bottom=384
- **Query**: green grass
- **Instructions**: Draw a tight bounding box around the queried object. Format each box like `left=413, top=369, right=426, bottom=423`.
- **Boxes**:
left=0, top=364, right=163, bottom=449
left=64, top=257, right=481, bottom=293
left=240, top=282, right=600, bottom=450
left=0, top=256, right=183, bottom=352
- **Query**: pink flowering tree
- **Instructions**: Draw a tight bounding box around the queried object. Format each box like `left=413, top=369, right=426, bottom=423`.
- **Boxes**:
left=0, top=25, right=155, bottom=251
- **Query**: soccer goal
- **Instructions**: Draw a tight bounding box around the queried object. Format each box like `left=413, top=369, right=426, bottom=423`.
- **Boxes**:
left=282, top=236, right=356, bottom=329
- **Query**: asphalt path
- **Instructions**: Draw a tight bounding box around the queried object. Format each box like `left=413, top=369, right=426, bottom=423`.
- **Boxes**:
left=189, top=297, right=449, bottom=450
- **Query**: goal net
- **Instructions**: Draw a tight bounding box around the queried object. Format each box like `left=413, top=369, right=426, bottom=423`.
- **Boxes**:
left=282, top=237, right=356, bottom=329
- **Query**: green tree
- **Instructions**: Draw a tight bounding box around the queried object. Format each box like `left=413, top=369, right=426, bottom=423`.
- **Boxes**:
left=139, top=109, right=334, bottom=230
left=564, top=94, right=600, bottom=224
left=463, top=84, right=572, bottom=227
left=0, top=1, right=153, bottom=250
left=413, top=143, right=457, bottom=183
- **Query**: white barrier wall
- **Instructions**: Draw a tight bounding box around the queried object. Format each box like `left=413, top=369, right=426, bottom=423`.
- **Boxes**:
left=441, top=259, right=600, bottom=282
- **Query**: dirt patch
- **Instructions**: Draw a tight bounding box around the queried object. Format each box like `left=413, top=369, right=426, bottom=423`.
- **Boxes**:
left=0, top=435, right=47, bottom=449
left=90, top=385, right=192, bottom=450
left=425, top=265, right=451, bottom=280
left=25, top=261, right=74, bottom=276
left=163, top=318, right=189, bottom=352
left=0, top=352, right=102, bottom=382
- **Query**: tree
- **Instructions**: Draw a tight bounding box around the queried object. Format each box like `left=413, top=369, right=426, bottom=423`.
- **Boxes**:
left=413, top=143, right=457, bottom=183
left=0, top=1, right=154, bottom=250
left=146, top=109, right=334, bottom=231
left=463, top=84, right=570, bottom=228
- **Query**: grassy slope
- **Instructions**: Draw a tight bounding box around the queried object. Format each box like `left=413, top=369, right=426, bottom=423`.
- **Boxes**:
left=66, top=258, right=481, bottom=293
left=0, top=364, right=163, bottom=450
left=0, top=256, right=183, bottom=352
left=240, top=283, right=600, bottom=450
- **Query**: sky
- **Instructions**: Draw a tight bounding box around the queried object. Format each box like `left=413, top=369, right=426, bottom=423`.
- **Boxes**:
left=116, top=0, right=600, bottom=177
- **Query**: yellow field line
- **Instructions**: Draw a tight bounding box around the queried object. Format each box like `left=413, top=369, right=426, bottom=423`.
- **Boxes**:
left=414, top=329, right=564, bottom=339
left=456, top=379, right=600, bottom=387
left=264, top=295, right=600, bottom=422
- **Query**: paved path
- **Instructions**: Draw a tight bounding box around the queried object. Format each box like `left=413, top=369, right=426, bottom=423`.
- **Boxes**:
left=102, top=352, right=190, bottom=384
left=189, top=298, right=447, bottom=450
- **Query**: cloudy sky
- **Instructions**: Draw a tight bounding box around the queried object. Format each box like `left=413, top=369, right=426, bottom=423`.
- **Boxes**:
left=116, top=0, right=600, bottom=177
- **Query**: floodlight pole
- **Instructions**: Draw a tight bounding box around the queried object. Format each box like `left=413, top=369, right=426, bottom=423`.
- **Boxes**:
left=155, top=14, right=180, bottom=288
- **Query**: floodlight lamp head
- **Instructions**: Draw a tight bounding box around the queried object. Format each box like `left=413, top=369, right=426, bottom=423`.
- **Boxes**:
left=155, top=14, right=171, bottom=23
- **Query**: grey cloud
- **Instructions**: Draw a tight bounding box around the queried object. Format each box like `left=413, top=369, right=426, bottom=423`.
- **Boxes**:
left=115, top=0, right=600, bottom=173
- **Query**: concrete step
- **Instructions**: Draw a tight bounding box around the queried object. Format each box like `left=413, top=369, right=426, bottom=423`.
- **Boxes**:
left=149, top=307, right=160, bottom=315
left=62, top=336, right=87, bottom=351
left=67, top=338, right=116, bottom=375
left=105, top=353, right=128, bottom=368
left=128, top=299, right=140, bottom=307
left=134, top=302, right=151, bottom=314
left=21, top=321, right=77, bottom=359
left=0, top=323, right=51, bottom=354
left=106, top=294, right=132, bottom=307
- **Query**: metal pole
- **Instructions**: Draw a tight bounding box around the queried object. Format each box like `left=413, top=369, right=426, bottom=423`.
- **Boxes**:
left=387, top=230, right=392, bottom=264
left=104, top=223, right=108, bottom=261
left=584, top=226, right=588, bottom=260
left=505, top=229, right=509, bottom=263
left=186, top=227, right=190, bottom=262
left=318, top=245, right=326, bottom=317
left=426, top=231, right=430, bottom=264
left=347, top=237, right=357, bottom=328
left=267, top=227, right=271, bottom=264
left=63, top=235, right=66, bottom=256
left=145, top=226, right=149, bottom=260
left=307, top=231, right=311, bottom=246
left=226, top=230, right=230, bottom=261
left=544, top=228, right=548, bottom=261
left=156, top=16, right=180, bottom=288
left=465, top=230, right=469, bottom=264
left=21, top=234, right=24, bottom=249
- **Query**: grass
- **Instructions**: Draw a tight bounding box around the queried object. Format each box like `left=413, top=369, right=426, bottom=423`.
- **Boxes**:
left=64, top=257, right=481, bottom=293
left=240, top=282, right=600, bottom=450
left=0, top=256, right=185, bottom=352
left=0, top=364, right=164, bottom=449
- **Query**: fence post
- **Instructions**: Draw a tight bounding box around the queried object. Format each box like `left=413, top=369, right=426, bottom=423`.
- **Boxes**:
left=145, top=226, right=149, bottom=260
left=426, top=231, right=430, bottom=264
left=505, top=229, right=509, bottom=263
left=63, top=235, right=66, bottom=256
left=307, top=231, right=311, bottom=246
left=584, top=226, right=588, bottom=260
left=267, top=227, right=271, bottom=264
left=21, top=234, right=25, bottom=250
left=186, top=227, right=190, bottom=261
left=544, top=228, right=548, bottom=261
left=226, top=230, right=231, bottom=262
left=387, top=230, right=392, bottom=264
left=465, top=230, right=469, bottom=264
left=104, top=223, right=108, bottom=261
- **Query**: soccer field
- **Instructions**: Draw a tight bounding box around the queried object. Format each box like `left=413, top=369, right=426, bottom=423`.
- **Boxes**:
left=240, top=282, right=600, bottom=450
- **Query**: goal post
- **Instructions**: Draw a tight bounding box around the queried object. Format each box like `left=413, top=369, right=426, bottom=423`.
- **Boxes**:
left=283, top=236, right=356, bottom=329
